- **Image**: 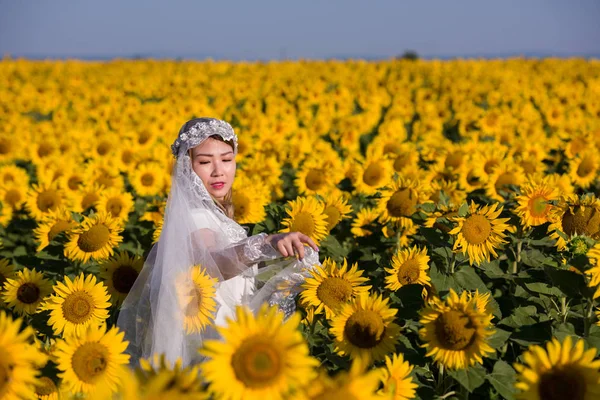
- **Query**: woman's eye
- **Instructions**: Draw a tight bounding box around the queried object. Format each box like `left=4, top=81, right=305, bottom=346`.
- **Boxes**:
left=223, top=159, right=233, bottom=163
left=198, top=161, right=210, bottom=165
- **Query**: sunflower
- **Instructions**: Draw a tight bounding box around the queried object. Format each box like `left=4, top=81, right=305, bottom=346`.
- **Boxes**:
left=176, top=264, right=218, bottom=334
left=138, top=356, right=206, bottom=399
left=33, top=207, right=78, bottom=252
left=419, top=289, right=495, bottom=370
left=0, top=164, right=30, bottom=187
left=55, top=324, right=129, bottom=396
left=378, top=353, right=418, bottom=400
left=300, top=257, right=371, bottom=318
left=429, top=179, right=466, bottom=208
left=0, top=184, right=27, bottom=210
left=2, top=268, right=53, bottom=315
left=514, top=336, right=600, bottom=400
left=25, top=182, right=70, bottom=220
left=449, top=201, right=511, bottom=266
left=38, top=273, right=111, bottom=337
left=585, top=244, right=600, bottom=299
left=232, top=174, right=269, bottom=225
left=485, top=160, right=525, bottom=202
left=351, top=207, right=380, bottom=237
left=95, top=187, right=135, bottom=223
left=0, top=310, right=48, bottom=400
left=385, top=246, right=431, bottom=291
left=548, top=194, right=600, bottom=250
left=200, top=304, right=318, bottom=400
left=34, top=377, right=59, bottom=400
left=515, top=178, right=560, bottom=228
left=295, top=164, right=332, bottom=196
left=64, top=212, right=124, bottom=263
left=129, top=162, right=165, bottom=197
left=377, top=177, right=429, bottom=229
left=330, top=293, right=401, bottom=365
left=569, top=150, right=599, bottom=189
left=152, top=218, right=163, bottom=244
left=352, top=157, right=393, bottom=196
left=280, top=196, right=329, bottom=245
left=70, top=182, right=105, bottom=213
left=140, top=199, right=166, bottom=225
left=0, top=200, right=13, bottom=227
left=0, top=258, right=15, bottom=302
left=321, top=192, right=353, bottom=231
left=98, top=251, right=144, bottom=306
left=291, top=362, right=381, bottom=400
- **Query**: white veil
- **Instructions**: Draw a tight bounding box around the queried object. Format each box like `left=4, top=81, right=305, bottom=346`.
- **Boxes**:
left=117, top=118, right=319, bottom=367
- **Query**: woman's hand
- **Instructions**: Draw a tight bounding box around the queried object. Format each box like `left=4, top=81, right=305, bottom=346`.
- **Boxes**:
left=266, top=232, right=319, bottom=261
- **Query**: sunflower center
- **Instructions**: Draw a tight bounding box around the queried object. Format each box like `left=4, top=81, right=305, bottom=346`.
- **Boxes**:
left=49, top=220, right=76, bottom=241
left=576, top=156, right=595, bottom=178
left=363, top=163, right=384, bottom=187
left=316, top=277, right=354, bottom=311
left=290, top=211, right=316, bottom=236
left=62, top=291, right=94, bottom=324
left=106, top=199, right=124, bottom=217
left=71, top=342, right=109, bottom=384
left=121, top=149, right=135, bottom=165
left=394, top=154, right=411, bottom=171
left=344, top=309, right=385, bottom=348
left=538, top=365, right=587, bottom=400
left=36, top=190, right=61, bottom=213
left=82, top=192, right=100, bottom=210
left=461, top=214, right=492, bottom=245
left=494, top=172, right=517, bottom=193
left=445, top=151, right=464, bottom=169
left=528, top=195, right=550, bottom=218
left=141, top=173, right=154, bottom=186
left=306, top=169, right=326, bottom=191
left=562, top=206, right=600, bottom=239
left=77, top=224, right=111, bottom=253
left=35, top=377, right=58, bottom=396
left=112, top=265, right=139, bottom=294
left=396, top=258, right=421, bottom=285
left=4, top=188, right=21, bottom=208
left=17, top=282, right=41, bottom=304
left=324, top=206, right=341, bottom=230
left=232, top=336, right=282, bottom=388
left=484, top=160, right=499, bottom=174
left=387, top=189, right=418, bottom=218
left=434, top=310, right=476, bottom=350
left=0, top=138, right=11, bottom=155
left=0, top=357, right=11, bottom=397
left=68, top=176, right=83, bottom=191
left=97, top=141, right=112, bottom=156
left=38, top=143, right=54, bottom=158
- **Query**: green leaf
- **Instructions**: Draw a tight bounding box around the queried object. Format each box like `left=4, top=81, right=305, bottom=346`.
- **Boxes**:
left=448, top=363, right=486, bottom=393
left=523, top=282, right=564, bottom=297
left=458, top=202, right=469, bottom=217
left=488, top=328, right=511, bottom=349
left=486, top=360, right=517, bottom=400
left=544, top=267, right=587, bottom=299
left=499, top=306, right=537, bottom=329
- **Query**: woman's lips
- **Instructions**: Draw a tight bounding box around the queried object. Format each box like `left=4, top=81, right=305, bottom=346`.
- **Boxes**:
left=211, top=182, right=225, bottom=189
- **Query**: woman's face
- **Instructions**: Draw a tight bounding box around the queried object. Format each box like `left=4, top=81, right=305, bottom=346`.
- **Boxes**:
left=190, top=137, right=236, bottom=201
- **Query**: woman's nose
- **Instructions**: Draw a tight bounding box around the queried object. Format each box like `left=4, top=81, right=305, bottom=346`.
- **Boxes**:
left=211, top=162, right=224, bottom=176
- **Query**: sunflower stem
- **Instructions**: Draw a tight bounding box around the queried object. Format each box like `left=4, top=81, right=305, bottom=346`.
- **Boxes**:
left=560, top=297, right=568, bottom=323
left=584, top=298, right=594, bottom=337
left=511, top=240, right=522, bottom=274
left=449, top=254, right=456, bottom=275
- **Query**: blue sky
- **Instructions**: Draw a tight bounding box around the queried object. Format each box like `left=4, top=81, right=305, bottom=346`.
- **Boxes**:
left=1, top=0, right=599, bottom=60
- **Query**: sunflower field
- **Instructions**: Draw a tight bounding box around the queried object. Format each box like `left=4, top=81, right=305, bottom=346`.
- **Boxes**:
left=1, top=57, right=600, bottom=399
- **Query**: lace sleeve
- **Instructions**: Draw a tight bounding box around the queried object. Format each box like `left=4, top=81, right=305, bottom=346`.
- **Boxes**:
left=192, top=229, right=280, bottom=280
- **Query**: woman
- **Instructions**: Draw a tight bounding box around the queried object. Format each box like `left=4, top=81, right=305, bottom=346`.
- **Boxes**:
left=117, top=118, right=320, bottom=366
